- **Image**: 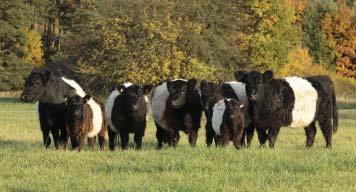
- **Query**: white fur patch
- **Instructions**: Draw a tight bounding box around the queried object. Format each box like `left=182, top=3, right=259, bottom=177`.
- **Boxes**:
left=86, top=98, right=103, bottom=138
left=106, top=90, right=120, bottom=132
left=173, top=79, right=187, bottom=82
left=151, top=82, right=169, bottom=129
left=123, top=82, right=133, bottom=88
left=35, top=101, right=39, bottom=120
left=144, top=95, right=150, bottom=121
left=225, top=81, right=251, bottom=125
left=284, top=77, right=318, bottom=128
left=61, top=77, right=86, bottom=97
left=212, top=99, right=226, bottom=135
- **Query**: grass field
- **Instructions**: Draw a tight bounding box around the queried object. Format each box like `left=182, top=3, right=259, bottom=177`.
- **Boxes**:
left=0, top=98, right=356, bottom=192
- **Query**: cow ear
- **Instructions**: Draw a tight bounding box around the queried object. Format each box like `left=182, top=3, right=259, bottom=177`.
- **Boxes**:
left=224, top=99, right=229, bottom=106
left=117, top=85, right=126, bottom=93
left=263, top=70, right=273, bottom=82
left=187, top=79, right=198, bottom=90
left=234, top=70, right=247, bottom=82
left=143, top=84, right=153, bottom=95
left=83, top=95, right=91, bottom=103
left=40, top=69, right=51, bottom=84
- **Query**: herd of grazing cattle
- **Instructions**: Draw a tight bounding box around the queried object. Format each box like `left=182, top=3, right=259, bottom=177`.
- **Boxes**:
left=20, top=67, right=338, bottom=151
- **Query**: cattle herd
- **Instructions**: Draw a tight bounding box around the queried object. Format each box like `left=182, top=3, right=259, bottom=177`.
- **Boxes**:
left=20, top=67, right=338, bottom=151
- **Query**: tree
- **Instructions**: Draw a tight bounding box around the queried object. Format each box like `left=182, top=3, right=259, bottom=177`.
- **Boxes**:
left=0, top=0, right=34, bottom=91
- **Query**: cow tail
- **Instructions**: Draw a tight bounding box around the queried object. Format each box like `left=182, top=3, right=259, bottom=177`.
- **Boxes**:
left=332, top=85, right=338, bottom=133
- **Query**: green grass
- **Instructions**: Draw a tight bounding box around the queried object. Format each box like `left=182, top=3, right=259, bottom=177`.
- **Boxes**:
left=0, top=98, right=356, bottom=192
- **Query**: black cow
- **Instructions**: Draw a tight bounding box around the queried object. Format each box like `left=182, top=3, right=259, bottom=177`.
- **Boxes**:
left=21, top=68, right=84, bottom=149
left=108, top=84, right=150, bottom=150
left=212, top=99, right=245, bottom=149
left=151, top=79, right=202, bottom=148
left=235, top=70, right=338, bottom=148
left=200, top=80, right=254, bottom=148
left=66, top=95, right=106, bottom=151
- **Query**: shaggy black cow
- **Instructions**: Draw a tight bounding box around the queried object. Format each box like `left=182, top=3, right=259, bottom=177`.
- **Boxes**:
left=66, top=95, right=106, bottom=151
left=212, top=99, right=245, bottom=149
left=235, top=70, right=338, bottom=148
left=107, top=83, right=150, bottom=150
left=200, top=80, right=254, bottom=147
left=21, top=68, right=85, bottom=149
left=151, top=79, right=202, bottom=148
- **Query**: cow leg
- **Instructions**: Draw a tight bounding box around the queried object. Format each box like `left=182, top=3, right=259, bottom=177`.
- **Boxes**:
left=59, top=128, right=69, bottom=149
left=172, top=130, right=180, bottom=148
left=42, top=129, right=51, bottom=148
left=256, top=128, right=268, bottom=147
left=108, top=128, right=117, bottom=151
left=318, top=115, right=333, bottom=149
left=304, top=122, right=317, bottom=148
left=155, top=123, right=165, bottom=149
left=214, top=135, right=222, bottom=146
left=188, top=130, right=198, bottom=147
left=245, top=122, right=255, bottom=148
left=221, top=125, right=230, bottom=147
left=120, top=130, right=129, bottom=150
left=78, top=134, right=86, bottom=152
left=206, top=123, right=215, bottom=147
left=233, top=130, right=244, bottom=150
left=134, top=131, right=143, bottom=150
left=70, top=135, right=78, bottom=150
left=88, top=136, right=96, bottom=151
left=267, top=127, right=281, bottom=148
left=98, top=134, right=105, bottom=151
left=51, top=129, right=60, bottom=149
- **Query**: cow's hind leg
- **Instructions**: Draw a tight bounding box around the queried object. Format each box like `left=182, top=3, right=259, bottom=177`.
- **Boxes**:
left=108, top=128, right=117, bottom=151
left=304, top=122, right=317, bottom=148
left=318, top=115, right=333, bottom=149
left=267, top=127, right=280, bottom=149
left=98, top=134, right=105, bottom=151
left=42, top=129, right=51, bottom=148
left=88, top=136, right=96, bottom=151
left=256, top=128, right=268, bottom=147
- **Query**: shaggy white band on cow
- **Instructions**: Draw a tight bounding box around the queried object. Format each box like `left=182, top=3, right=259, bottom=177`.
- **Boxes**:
left=212, top=99, right=227, bottom=135
left=87, top=98, right=103, bottom=138
left=284, top=77, right=318, bottom=128
left=106, top=89, right=120, bottom=132
left=151, top=82, right=169, bottom=129
left=61, top=77, right=86, bottom=97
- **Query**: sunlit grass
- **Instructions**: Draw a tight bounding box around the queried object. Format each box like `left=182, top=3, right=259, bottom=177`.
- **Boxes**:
left=0, top=98, right=356, bottom=191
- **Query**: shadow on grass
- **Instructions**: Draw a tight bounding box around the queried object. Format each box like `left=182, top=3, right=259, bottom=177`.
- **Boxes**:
left=0, top=139, right=42, bottom=151
left=0, top=97, right=23, bottom=104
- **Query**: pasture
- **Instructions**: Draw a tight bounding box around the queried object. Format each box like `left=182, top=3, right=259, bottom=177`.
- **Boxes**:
left=0, top=98, right=356, bottom=192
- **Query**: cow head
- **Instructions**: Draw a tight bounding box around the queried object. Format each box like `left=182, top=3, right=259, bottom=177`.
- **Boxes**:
left=167, top=79, right=197, bottom=109
left=235, top=70, right=273, bottom=102
left=224, top=99, right=244, bottom=120
left=120, top=84, right=144, bottom=111
left=21, top=68, right=51, bottom=102
left=66, top=95, right=91, bottom=136
left=200, top=80, right=221, bottom=111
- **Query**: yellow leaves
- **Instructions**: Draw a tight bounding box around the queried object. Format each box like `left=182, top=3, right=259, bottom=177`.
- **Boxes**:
left=23, top=29, right=44, bottom=67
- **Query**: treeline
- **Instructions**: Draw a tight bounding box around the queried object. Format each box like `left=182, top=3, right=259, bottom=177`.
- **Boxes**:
left=0, top=0, right=355, bottom=92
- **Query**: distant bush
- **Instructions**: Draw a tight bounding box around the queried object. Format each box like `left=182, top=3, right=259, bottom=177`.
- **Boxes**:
left=279, top=47, right=356, bottom=99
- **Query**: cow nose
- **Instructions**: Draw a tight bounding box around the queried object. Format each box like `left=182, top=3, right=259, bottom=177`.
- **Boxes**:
left=250, top=94, right=257, bottom=101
